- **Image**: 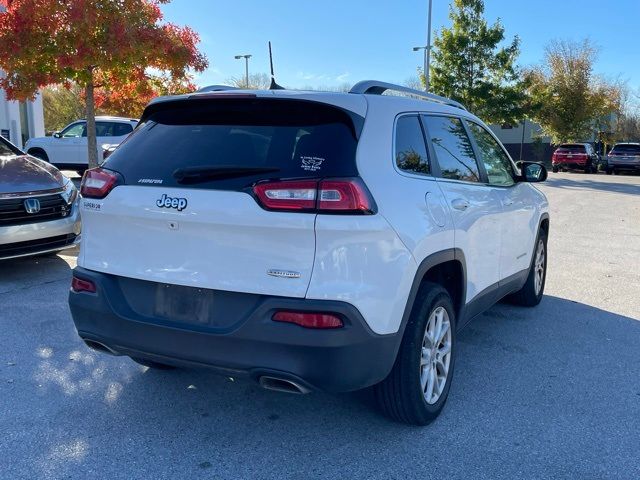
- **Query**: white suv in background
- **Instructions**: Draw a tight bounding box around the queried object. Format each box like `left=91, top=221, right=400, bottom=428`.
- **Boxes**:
left=25, top=116, right=138, bottom=172
left=69, top=81, right=549, bottom=425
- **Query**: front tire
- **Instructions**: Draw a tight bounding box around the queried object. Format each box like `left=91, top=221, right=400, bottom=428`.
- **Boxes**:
left=374, top=282, right=456, bottom=426
left=509, top=229, right=547, bottom=307
left=552, top=166, right=559, bottom=173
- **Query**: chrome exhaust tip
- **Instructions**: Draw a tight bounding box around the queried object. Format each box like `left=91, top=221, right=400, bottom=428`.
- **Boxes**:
left=82, top=338, right=119, bottom=356
left=259, top=376, right=310, bottom=395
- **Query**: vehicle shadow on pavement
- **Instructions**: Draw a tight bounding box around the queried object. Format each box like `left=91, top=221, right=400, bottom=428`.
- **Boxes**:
left=545, top=176, right=640, bottom=196
left=0, top=250, right=74, bottom=294
left=10, top=292, right=640, bottom=478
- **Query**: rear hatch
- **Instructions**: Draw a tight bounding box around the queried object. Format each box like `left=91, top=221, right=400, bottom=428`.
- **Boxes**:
left=553, top=144, right=587, bottom=163
left=79, top=95, right=364, bottom=298
left=609, top=144, right=640, bottom=165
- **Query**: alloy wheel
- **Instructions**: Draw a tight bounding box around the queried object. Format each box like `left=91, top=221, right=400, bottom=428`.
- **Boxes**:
left=420, top=306, right=452, bottom=405
left=534, top=239, right=545, bottom=295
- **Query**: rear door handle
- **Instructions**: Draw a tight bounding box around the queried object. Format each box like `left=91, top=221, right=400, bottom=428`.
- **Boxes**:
left=503, top=199, right=514, bottom=206
left=451, top=198, right=470, bottom=211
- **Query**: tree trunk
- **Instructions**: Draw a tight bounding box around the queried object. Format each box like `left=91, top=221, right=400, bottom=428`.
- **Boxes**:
left=85, top=79, right=99, bottom=169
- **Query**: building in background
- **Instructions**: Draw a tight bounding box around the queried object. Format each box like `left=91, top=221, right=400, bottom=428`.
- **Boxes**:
left=0, top=3, right=46, bottom=149
left=0, top=82, right=45, bottom=150
left=490, top=120, right=554, bottom=165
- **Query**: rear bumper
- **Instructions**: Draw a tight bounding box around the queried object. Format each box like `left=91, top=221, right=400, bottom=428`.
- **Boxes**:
left=552, top=160, right=590, bottom=168
left=68, top=267, right=400, bottom=392
left=608, top=162, right=640, bottom=171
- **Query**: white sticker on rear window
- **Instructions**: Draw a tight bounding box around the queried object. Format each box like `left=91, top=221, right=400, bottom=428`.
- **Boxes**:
left=301, top=156, right=324, bottom=172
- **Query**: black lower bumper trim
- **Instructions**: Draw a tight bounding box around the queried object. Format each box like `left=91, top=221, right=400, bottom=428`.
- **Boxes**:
left=0, top=233, right=77, bottom=259
left=69, top=267, right=401, bottom=392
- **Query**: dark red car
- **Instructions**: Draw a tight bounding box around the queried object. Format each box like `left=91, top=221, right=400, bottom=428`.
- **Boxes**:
left=551, top=143, right=599, bottom=173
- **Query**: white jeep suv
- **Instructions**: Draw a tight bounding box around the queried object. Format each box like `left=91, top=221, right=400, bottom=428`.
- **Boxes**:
left=25, top=116, right=138, bottom=172
left=69, top=81, right=549, bottom=425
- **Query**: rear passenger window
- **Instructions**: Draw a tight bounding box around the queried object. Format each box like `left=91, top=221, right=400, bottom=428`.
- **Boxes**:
left=395, top=115, right=430, bottom=175
left=422, top=116, right=481, bottom=182
left=96, top=122, right=114, bottom=137
left=113, top=123, right=134, bottom=137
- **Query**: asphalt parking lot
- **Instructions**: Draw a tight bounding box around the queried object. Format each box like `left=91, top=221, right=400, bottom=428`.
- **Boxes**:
left=2, top=172, right=639, bottom=480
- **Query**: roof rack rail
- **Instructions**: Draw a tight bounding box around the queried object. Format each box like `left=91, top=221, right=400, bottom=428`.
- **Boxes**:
left=196, top=84, right=240, bottom=93
left=349, top=80, right=466, bottom=111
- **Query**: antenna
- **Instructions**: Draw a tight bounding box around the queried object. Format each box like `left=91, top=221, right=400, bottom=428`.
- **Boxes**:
left=268, top=41, right=284, bottom=90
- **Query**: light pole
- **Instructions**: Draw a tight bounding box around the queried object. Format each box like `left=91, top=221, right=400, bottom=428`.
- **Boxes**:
left=413, top=0, right=433, bottom=92
left=412, top=46, right=428, bottom=91
left=234, top=54, right=252, bottom=88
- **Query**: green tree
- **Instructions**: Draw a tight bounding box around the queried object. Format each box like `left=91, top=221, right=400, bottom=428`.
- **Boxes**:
left=525, top=40, right=621, bottom=144
left=428, top=0, right=525, bottom=124
left=42, top=84, right=86, bottom=133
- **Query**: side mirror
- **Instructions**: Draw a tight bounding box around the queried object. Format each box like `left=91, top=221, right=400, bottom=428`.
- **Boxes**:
left=53, top=132, right=62, bottom=139
left=518, top=161, right=547, bottom=183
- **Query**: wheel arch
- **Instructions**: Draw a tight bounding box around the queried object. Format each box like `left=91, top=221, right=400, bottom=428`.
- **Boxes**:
left=27, top=147, right=49, bottom=161
left=398, top=249, right=467, bottom=339
left=539, top=212, right=550, bottom=236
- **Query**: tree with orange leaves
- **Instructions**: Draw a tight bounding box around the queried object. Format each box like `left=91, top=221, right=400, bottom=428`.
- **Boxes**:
left=0, top=0, right=207, bottom=168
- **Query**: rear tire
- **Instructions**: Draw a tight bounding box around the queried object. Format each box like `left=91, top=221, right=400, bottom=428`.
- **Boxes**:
left=509, top=228, right=547, bottom=307
left=131, top=357, right=176, bottom=370
left=374, top=282, right=456, bottom=426
left=552, top=166, right=559, bottom=173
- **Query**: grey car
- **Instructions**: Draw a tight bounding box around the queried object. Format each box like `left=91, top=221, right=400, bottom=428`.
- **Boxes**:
left=0, top=135, right=80, bottom=260
left=606, top=143, right=640, bottom=175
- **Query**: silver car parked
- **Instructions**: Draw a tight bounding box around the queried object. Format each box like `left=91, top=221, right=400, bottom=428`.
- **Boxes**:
left=0, top=136, right=80, bottom=260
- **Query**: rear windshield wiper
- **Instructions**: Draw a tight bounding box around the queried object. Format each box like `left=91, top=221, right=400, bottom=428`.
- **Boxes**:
left=173, top=165, right=280, bottom=184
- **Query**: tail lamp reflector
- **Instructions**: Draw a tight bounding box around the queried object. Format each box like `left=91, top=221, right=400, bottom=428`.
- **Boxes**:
left=71, top=276, right=96, bottom=293
left=272, top=311, right=344, bottom=329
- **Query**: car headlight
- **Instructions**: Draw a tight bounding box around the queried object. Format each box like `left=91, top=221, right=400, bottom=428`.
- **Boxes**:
left=61, top=180, right=78, bottom=205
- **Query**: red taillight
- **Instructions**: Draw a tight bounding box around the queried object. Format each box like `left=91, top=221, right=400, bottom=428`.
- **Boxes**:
left=80, top=168, right=119, bottom=199
left=272, top=311, right=344, bottom=329
left=71, top=276, right=96, bottom=293
left=253, top=180, right=317, bottom=211
left=253, top=178, right=375, bottom=214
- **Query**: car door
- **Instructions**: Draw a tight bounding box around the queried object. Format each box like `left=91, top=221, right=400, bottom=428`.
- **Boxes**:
left=386, top=114, right=454, bottom=262
left=422, top=115, right=503, bottom=312
left=466, top=121, right=537, bottom=280
left=54, top=122, right=85, bottom=165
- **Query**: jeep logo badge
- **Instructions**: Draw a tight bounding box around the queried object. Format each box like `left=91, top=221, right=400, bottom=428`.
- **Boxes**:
left=156, top=194, right=187, bottom=211
left=24, top=198, right=41, bottom=214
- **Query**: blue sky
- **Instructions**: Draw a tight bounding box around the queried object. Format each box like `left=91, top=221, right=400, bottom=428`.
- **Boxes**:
left=161, top=0, right=640, bottom=92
